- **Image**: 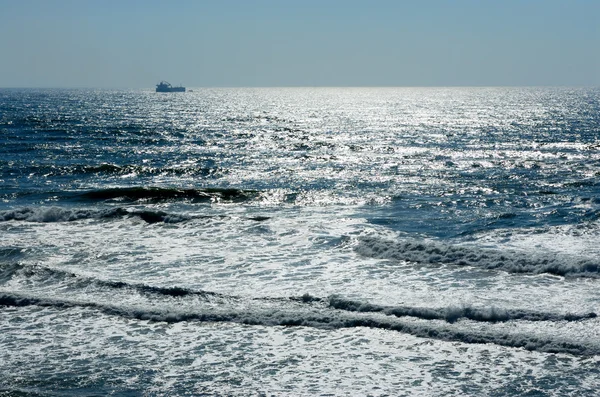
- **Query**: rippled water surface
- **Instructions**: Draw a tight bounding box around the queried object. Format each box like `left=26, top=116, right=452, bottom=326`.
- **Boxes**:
left=1, top=87, right=600, bottom=396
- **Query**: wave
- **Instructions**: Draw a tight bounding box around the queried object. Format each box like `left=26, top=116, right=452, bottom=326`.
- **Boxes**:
left=1, top=290, right=597, bottom=357
left=0, top=247, right=27, bottom=263
left=327, top=296, right=597, bottom=323
left=1, top=263, right=226, bottom=301
left=0, top=206, right=270, bottom=224
left=1, top=185, right=372, bottom=208
left=3, top=163, right=221, bottom=178
left=2, top=264, right=598, bottom=356
left=0, top=207, right=187, bottom=224
left=355, top=237, right=600, bottom=278
left=0, top=186, right=260, bottom=205
left=1, top=264, right=322, bottom=309
left=78, top=186, right=259, bottom=203
left=4, top=262, right=595, bottom=325
left=1, top=207, right=126, bottom=223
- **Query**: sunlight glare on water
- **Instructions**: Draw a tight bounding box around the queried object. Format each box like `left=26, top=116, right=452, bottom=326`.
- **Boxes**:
left=1, top=87, right=600, bottom=395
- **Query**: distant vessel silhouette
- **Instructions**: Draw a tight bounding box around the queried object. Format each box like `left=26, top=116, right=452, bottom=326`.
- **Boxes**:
left=156, top=81, right=185, bottom=93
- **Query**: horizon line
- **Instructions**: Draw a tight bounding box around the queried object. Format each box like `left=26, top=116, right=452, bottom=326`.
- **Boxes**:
left=1, top=85, right=599, bottom=90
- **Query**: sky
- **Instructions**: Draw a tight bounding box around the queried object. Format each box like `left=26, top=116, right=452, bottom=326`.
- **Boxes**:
left=0, top=0, right=598, bottom=88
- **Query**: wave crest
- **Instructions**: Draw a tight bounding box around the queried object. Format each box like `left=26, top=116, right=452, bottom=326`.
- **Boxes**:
left=0, top=207, right=189, bottom=224
left=328, top=296, right=596, bottom=323
left=0, top=206, right=270, bottom=224
left=79, top=186, right=258, bottom=203
left=355, top=237, right=600, bottom=277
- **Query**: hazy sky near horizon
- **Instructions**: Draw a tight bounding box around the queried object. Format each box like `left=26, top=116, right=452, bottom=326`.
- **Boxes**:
left=0, top=0, right=598, bottom=88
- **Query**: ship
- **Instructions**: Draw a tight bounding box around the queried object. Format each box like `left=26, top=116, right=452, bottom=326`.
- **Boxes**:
left=156, top=81, right=185, bottom=93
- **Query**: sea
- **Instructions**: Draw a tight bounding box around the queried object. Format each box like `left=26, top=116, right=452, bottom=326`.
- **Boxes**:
left=1, top=87, right=599, bottom=396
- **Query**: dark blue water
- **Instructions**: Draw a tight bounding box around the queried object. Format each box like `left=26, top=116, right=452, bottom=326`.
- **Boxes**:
left=1, top=87, right=600, bottom=395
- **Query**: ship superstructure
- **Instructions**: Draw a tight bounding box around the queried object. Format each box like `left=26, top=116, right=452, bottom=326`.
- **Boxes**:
left=156, top=81, right=185, bottom=92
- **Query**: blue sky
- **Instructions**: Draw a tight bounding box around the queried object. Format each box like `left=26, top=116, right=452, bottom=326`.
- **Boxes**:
left=0, top=0, right=598, bottom=87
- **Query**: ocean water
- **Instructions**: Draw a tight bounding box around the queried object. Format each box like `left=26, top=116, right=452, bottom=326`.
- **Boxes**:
left=1, top=87, right=600, bottom=396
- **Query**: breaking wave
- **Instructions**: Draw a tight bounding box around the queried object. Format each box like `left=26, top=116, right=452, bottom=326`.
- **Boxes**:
left=0, top=206, right=269, bottom=224
left=2, top=263, right=599, bottom=356
left=327, top=296, right=597, bottom=323
left=1, top=290, right=598, bottom=357
left=0, top=263, right=225, bottom=300
left=29, top=163, right=221, bottom=178
left=78, top=186, right=259, bottom=203
left=0, top=247, right=27, bottom=263
left=0, top=207, right=189, bottom=224
left=5, top=262, right=594, bottom=325
left=355, top=236, right=600, bottom=278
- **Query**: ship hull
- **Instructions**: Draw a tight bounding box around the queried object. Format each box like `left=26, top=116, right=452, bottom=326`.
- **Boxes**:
left=156, top=87, right=185, bottom=93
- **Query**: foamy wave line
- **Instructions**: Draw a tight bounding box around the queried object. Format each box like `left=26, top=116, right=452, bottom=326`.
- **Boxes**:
left=4, top=263, right=594, bottom=326
left=328, top=296, right=597, bottom=323
left=355, top=237, right=600, bottom=277
left=2, top=263, right=225, bottom=300
left=1, top=291, right=597, bottom=356
left=0, top=207, right=269, bottom=224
